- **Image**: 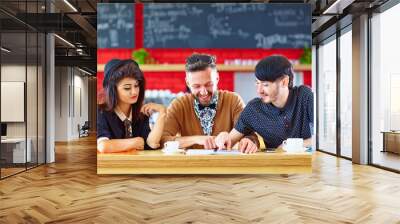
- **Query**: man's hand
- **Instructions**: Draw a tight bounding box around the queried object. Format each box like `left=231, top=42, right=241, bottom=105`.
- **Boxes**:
left=197, top=136, right=217, bottom=149
left=215, top=132, right=232, bottom=150
left=238, top=138, right=258, bottom=154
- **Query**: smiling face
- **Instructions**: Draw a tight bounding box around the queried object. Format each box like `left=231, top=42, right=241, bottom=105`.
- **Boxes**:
left=186, top=67, right=219, bottom=106
left=255, top=76, right=288, bottom=104
left=116, top=77, right=140, bottom=105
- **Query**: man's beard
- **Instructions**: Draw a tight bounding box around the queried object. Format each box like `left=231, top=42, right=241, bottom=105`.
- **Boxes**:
left=195, top=90, right=214, bottom=106
left=260, top=87, right=279, bottom=104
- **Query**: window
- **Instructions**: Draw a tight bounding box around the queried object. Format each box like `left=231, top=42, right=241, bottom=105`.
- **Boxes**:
left=0, top=1, right=47, bottom=179
left=317, top=36, right=337, bottom=154
left=370, top=3, right=400, bottom=171
left=339, top=28, right=352, bottom=158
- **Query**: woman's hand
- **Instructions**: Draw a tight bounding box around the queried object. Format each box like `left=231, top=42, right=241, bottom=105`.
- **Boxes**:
left=141, top=103, right=166, bottom=116
left=143, top=103, right=166, bottom=150
left=132, top=137, right=145, bottom=150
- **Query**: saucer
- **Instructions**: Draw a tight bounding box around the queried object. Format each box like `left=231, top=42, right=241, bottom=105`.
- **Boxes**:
left=161, top=148, right=185, bottom=154
left=283, top=147, right=311, bottom=153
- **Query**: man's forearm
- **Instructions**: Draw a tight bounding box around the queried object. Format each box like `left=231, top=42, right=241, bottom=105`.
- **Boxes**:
left=175, top=136, right=202, bottom=149
left=228, top=129, right=245, bottom=146
left=98, top=137, right=144, bottom=153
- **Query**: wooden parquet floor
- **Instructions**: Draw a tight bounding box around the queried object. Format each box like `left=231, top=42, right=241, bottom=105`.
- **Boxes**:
left=1, top=135, right=400, bottom=224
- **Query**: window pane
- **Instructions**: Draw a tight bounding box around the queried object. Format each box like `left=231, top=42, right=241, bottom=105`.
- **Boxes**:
left=38, top=32, right=45, bottom=165
left=0, top=0, right=46, bottom=179
left=340, top=29, right=352, bottom=158
left=1, top=26, right=28, bottom=178
left=318, top=37, right=337, bottom=154
left=371, top=3, right=400, bottom=171
left=27, top=31, right=38, bottom=169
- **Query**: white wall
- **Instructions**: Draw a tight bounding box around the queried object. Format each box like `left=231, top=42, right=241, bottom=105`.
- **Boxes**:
left=1, top=65, right=25, bottom=140
left=54, top=67, right=68, bottom=141
left=1, top=64, right=46, bottom=164
left=1, top=65, right=33, bottom=138
left=73, top=70, right=89, bottom=139
left=234, top=72, right=258, bottom=104
left=54, top=67, right=89, bottom=141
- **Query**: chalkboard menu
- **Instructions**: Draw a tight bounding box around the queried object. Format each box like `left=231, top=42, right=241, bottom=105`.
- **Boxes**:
left=97, top=3, right=135, bottom=48
left=143, top=3, right=311, bottom=49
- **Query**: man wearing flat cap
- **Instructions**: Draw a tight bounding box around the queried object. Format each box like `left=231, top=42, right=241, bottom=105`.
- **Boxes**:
left=161, top=53, right=259, bottom=153
left=215, top=55, right=314, bottom=152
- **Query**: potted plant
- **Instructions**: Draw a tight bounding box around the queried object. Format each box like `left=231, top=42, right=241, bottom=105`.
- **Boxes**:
left=299, top=47, right=311, bottom=65
left=132, top=48, right=149, bottom=64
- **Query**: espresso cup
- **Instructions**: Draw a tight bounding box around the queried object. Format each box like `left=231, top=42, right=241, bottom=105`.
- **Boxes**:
left=282, top=138, right=304, bottom=153
left=163, top=141, right=180, bottom=154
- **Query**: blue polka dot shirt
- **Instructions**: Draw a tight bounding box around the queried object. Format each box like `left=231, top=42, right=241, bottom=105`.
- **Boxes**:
left=235, top=85, right=314, bottom=148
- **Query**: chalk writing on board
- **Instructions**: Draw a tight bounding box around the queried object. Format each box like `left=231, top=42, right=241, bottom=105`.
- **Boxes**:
left=255, top=33, right=310, bottom=48
left=97, top=3, right=135, bottom=48
left=208, top=14, right=231, bottom=38
left=143, top=3, right=311, bottom=49
left=212, top=3, right=267, bottom=14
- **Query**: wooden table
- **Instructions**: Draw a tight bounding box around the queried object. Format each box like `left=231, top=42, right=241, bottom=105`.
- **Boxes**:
left=97, top=149, right=312, bottom=174
left=381, top=131, right=400, bottom=154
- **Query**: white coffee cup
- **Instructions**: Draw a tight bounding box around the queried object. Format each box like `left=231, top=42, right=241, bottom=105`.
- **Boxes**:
left=282, top=138, right=304, bottom=153
left=163, top=141, right=180, bottom=154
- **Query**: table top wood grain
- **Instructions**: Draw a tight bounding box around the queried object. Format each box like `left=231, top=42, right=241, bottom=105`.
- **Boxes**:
left=97, top=149, right=313, bottom=174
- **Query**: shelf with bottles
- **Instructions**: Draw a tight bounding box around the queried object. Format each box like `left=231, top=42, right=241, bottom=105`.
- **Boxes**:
left=144, top=89, right=185, bottom=106
left=145, top=89, right=186, bottom=126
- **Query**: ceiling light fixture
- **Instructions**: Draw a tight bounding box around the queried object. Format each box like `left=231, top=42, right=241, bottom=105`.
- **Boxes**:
left=322, top=0, right=354, bottom=15
left=63, top=0, right=78, bottom=12
left=1, top=47, right=11, bottom=53
left=78, top=67, right=93, bottom=76
left=54, top=34, right=75, bottom=48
